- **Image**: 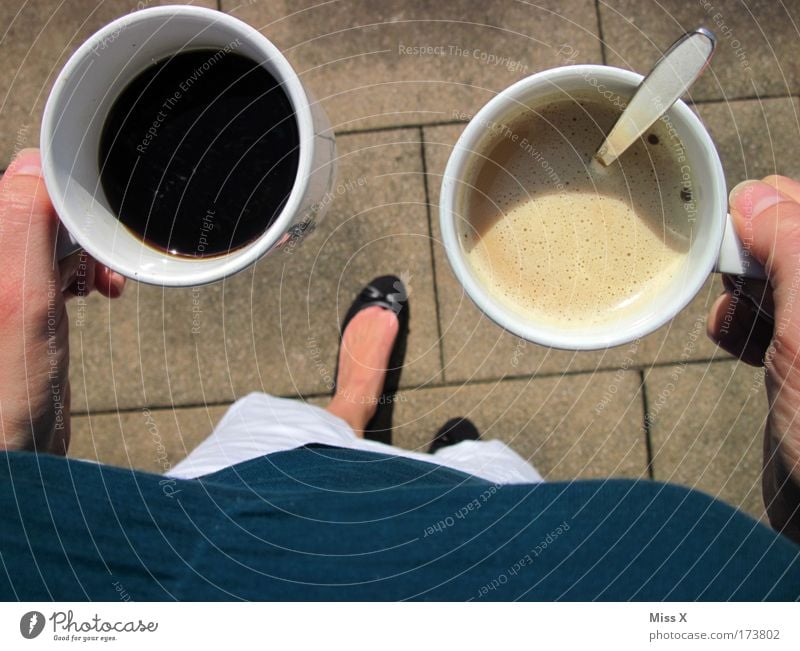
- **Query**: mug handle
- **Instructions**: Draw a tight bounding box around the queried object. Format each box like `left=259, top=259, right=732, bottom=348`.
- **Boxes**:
left=56, top=223, right=81, bottom=260
left=715, top=212, right=766, bottom=280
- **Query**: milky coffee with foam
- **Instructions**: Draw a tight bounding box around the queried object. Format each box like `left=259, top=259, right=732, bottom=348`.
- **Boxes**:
left=462, top=95, right=693, bottom=330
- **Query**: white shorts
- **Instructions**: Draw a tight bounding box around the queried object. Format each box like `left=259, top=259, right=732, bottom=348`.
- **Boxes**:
left=167, top=392, right=543, bottom=484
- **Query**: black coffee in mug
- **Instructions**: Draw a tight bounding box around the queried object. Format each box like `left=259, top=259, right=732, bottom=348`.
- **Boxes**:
left=99, top=49, right=299, bottom=258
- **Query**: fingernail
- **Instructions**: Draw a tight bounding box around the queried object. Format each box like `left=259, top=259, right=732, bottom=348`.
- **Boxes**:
left=10, top=148, right=42, bottom=177
left=729, top=180, right=787, bottom=221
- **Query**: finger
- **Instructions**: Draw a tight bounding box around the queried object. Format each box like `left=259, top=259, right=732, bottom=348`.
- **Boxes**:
left=722, top=273, right=774, bottom=320
left=0, top=149, right=60, bottom=287
left=707, top=290, right=773, bottom=367
left=762, top=175, right=800, bottom=206
left=728, top=181, right=800, bottom=324
left=59, top=249, right=94, bottom=295
left=93, top=265, right=126, bottom=299
left=63, top=251, right=97, bottom=300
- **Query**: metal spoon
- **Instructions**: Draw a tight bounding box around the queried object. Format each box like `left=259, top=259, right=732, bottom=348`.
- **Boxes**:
left=595, top=28, right=716, bottom=166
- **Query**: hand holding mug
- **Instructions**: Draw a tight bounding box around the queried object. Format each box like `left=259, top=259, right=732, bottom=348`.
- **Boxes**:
left=0, top=149, right=125, bottom=454
left=707, top=176, right=800, bottom=538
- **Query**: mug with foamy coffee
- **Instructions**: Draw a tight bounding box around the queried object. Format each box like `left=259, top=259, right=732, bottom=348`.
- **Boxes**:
left=440, top=65, right=761, bottom=350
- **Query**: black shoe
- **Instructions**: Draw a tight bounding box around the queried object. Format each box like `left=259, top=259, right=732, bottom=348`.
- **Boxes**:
left=334, top=275, right=410, bottom=444
left=429, top=417, right=480, bottom=454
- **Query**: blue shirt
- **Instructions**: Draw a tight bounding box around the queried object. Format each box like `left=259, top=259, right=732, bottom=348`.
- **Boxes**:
left=1, top=445, right=798, bottom=600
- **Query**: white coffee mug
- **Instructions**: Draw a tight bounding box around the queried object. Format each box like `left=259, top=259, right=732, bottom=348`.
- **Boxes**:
left=42, top=5, right=336, bottom=287
left=440, top=64, right=764, bottom=350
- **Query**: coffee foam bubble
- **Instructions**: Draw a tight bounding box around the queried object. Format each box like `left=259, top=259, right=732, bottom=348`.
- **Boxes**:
left=463, top=96, right=693, bottom=329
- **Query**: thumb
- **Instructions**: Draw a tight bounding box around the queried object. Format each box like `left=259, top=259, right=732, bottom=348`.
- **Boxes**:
left=729, top=180, right=800, bottom=318
left=0, top=148, right=60, bottom=285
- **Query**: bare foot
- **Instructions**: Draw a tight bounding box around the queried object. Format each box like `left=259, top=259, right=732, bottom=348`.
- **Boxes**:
left=326, top=306, right=399, bottom=437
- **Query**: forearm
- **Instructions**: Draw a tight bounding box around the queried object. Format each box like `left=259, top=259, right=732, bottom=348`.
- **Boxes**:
left=762, top=376, right=800, bottom=542
left=0, top=150, right=121, bottom=458
left=0, top=380, right=71, bottom=455
left=763, top=437, right=800, bottom=543
left=0, top=420, right=70, bottom=455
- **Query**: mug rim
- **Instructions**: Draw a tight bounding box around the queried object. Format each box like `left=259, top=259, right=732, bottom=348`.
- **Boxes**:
left=439, top=64, right=728, bottom=350
left=41, top=5, right=314, bottom=287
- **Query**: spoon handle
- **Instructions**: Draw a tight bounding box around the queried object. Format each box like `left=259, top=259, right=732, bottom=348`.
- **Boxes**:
left=596, top=28, right=716, bottom=166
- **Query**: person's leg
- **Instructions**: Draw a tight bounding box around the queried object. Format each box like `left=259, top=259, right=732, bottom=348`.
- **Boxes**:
left=168, top=305, right=400, bottom=479
left=169, top=301, right=541, bottom=484
left=325, top=305, right=399, bottom=437
left=323, top=309, right=542, bottom=483
left=428, top=418, right=543, bottom=483
left=166, top=393, right=361, bottom=479
left=432, top=440, right=543, bottom=484
left=429, top=417, right=480, bottom=453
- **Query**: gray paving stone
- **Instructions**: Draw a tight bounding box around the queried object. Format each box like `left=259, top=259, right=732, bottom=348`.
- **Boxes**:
left=695, top=97, right=800, bottom=187
left=599, top=0, right=800, bottom=101
left=222, top=0, right=603, bottom=132
left=645, top=360, right=768, bottom=520
left=68, top=128, right=442, bottom=413
left=69, top=404, right=229, bottom=473
left=8, top=0, right=782, bottom=524
left=391, top=371, right=648, bottom=480
left=0, top=0, right=216, bottom=165
left=634, top=276, right=724, bottom=367
left=71, top=367, right=646, bottom=478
